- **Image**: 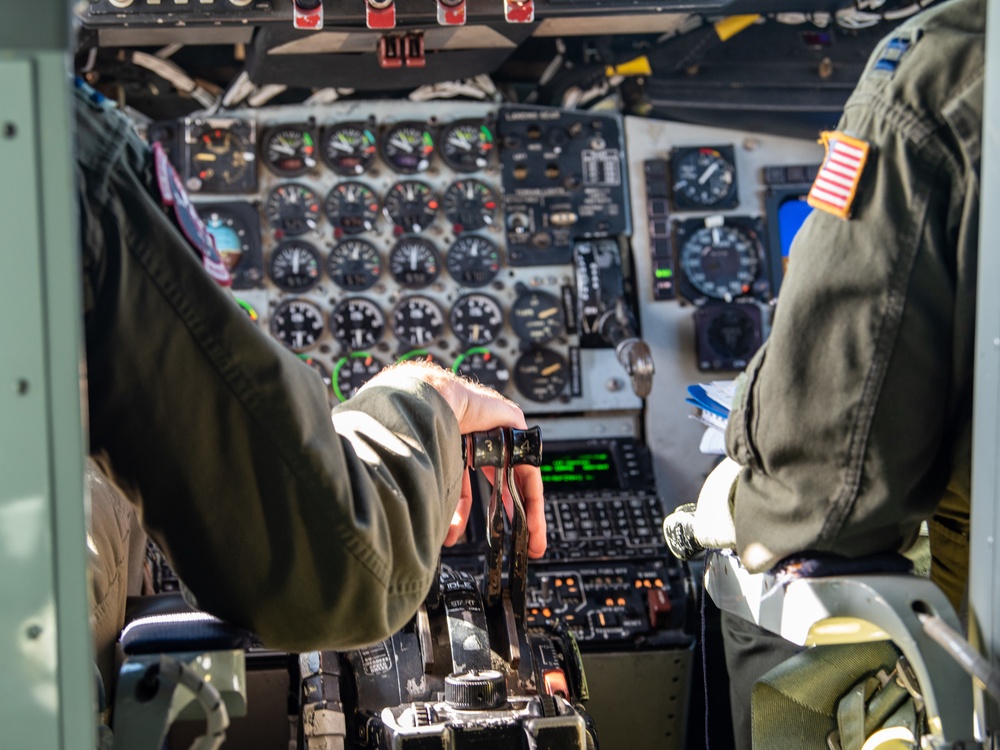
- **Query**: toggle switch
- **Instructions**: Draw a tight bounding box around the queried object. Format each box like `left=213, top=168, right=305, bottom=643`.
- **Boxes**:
left=366, top=0, right=396, bottom=30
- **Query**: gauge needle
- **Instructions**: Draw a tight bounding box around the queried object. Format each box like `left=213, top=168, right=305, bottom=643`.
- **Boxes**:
left=542, top=363, right=562, bottom=376
left=408, top=246, right=419, bottom=269
left=470, top=324, right=482, bottom=341
left=353, top=330, right=365, bottom=348
left=292, top=254, right=301, bottom=273
left=273, top=140, right=297, bottom=156
left=538, top=307, right=559, bottom=319
left=331, top=138, right=353, bottom=153
left=698, top=162, right=720, bottom=184
left=391, top=136, right=414, bottom=153
left=450, top=136, right=472, bottom=151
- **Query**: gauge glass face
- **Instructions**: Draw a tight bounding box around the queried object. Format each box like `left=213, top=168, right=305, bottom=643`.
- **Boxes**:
left=264, top=183, right=321, bottom=237
left=450, top=293, right=504, bottom=347
left=200, top=207, right=253, bottom=273
left=392, top=296, right=445, bottom=347
left=332, top=353, right=384, bottom=402
left=440, top=121, right=494, bottom=173
left=188, top=123, right=256, bottom=193
left=328, top=239, right=382, bottom=292
left=322, top=124, right=377, bottom=176
left=262, top=125, right=317, bottom=177
left=446, top=235, right=501, bottom=288
left=298, top=354, right=331, bottom=389
left=330, top=297, right=385, bottom=350
left=442, top=180, right=498, bottom=231
left=707, top=307, right=758, bottom=361
left=382, top=123, right=435, bottom=174
left=383, top=181, right=438, bottom=234
left=671, top=147, right=737, bottom=209
left=270, top=298, right=325, bottom=352
left=389, top=237, right=440, bottom=289
left=513, top=348, right=568, bottom=402
left=324, top=182, right=380, bottom=236
left=269, top=240, right=322, bottom=292
left=679, top=224, right=760, bottom=301
left=510, top=290, right=565, bottom=344
left=453, top=348, right=509, bottom=393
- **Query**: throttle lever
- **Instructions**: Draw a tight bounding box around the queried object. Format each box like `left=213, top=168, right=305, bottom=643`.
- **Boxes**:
left=465, top=428, right=506, bottom=607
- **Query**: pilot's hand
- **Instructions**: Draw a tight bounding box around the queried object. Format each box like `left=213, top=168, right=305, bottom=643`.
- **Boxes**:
left=365, top=361, right=546, bottom=558
left=663, top=457, right=741, bottom=560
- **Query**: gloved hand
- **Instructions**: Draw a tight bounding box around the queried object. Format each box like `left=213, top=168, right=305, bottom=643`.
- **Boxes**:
left=662, top=457, right=742, bottom=561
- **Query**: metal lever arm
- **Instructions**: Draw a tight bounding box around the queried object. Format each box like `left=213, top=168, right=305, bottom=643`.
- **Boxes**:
left=599, top=298, right=655, bottom=398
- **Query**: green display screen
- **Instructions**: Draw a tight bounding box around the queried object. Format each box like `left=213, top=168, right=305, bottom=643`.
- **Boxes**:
left=540, top=451, right=619, bottom=489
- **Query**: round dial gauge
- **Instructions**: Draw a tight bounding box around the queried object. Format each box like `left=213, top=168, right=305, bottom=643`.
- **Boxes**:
left=187, top=123, right=255, bottom=193
left=446, top=235, right=501, bottom=288
left=332, top=352, right=385, bottom=402
left=264, top=183, right=321, bottom=237
left=321, top=123, right=377, bottom=176
left=262, top=125, right=317, bottom=177
left=269, top=240, right=321, bottom=292
left=442, top=180, right=498, bottom=231
left=392, top=296, right=445, bottom=348
left=270, top=298, right=325, bottom=352
left=450, top=293, right=504, bottom=347
left=383, top=181, right=438, bottom=234
left=330, top=297, right=385, bottom=350
left=199, top=206, right=254, bottom=274
left=389, top=237, right=440, bottom=289
left=381, top=122, right=435, bottom=174
left=453, top=348, right=510, bottom=394
left=510, top=289, right=565, bottom=344
left=679, top=224, right=760, bottom=301
left=707, top=307, right=759, bottom=362
left=324, top=182, right=380, bottom=236
left=328, top=239, right=382, bottom=292
left=671, top=147, right=738, bottom=209
left=439, top=121, right=494, bottom=173
left=298, top=354, right=332, bottom=390
left=513, top=348, right=568, bottom=403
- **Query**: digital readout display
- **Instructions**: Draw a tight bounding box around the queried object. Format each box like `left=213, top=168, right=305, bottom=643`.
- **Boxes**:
left=539, top=451, right=620, bottom=490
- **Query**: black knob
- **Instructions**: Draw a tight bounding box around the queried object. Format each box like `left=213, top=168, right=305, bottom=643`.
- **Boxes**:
left=444, top=670, right=507, bottom=710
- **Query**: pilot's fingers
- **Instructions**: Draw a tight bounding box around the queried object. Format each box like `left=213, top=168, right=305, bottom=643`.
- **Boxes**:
left=451, top=378, right=528, bottom=435
left=514, top=464, right=547, bottom=559
left=445, top=470, right=474, bottom=547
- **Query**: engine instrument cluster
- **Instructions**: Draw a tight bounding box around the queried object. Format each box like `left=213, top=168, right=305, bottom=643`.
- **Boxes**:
left=173, top=103, right=638, bottom=413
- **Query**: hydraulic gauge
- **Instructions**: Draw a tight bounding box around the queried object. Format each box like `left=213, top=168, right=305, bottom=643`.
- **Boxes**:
left=389, top=237, right=440, bottom=289
left=442, top=179, right=498, bottom=231
left=676, top=219, right=762, bottom=302
left=321, top=123, right=377, bottom=176
left=392, top=296, right=445, bottom=348
left=186, top=120, right=256, bottom=194
left=298, top=354, right=332, bottom=390
left=446, top=235, right=501, bottom=288
left=450, top=293, right=504, bottom=347
left=330, top=297, right=385, bottom=350
left=383, top=181, right=439, bottom=234
left=453, top=348, right=510, bottom=394
left=324, top=182, right=380, bottom=236
left=328, top=239, right=382, bottom=291
left=513, top=348, right=568, bottom=403
left=264, top=183, right=321, bottom=237
left=269, top=240, right=322, bottom=292
left=332, top=352, right=385, bottom=402
left=270, top=298, right=325, bottom=352
left=381, top=122, right=435, bottom=174
left=510, top=288, right=565, bottom=345
left=439, top=120, right=494, bottom=173
left=670, top=146, right=738, bottom=210
left=198, top=203, right=263, bottom=288
left=261, top=124, right=317, bottom=177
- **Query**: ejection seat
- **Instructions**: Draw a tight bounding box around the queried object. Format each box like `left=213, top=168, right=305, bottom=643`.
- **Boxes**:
left=703, top=550, right=978, bottom=748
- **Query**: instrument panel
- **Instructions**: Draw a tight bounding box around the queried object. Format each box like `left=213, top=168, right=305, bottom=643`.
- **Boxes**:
left=171, top=102, right=640, bottom=413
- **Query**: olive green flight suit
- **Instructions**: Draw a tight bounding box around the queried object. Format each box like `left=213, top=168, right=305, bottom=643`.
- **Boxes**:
left=75, top=83, right=464, bottom=653
left=726, top=0, right=982, bottom=610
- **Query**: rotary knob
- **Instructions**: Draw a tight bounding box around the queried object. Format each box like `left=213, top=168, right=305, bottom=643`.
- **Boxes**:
left=444, top=670, right=508, bottom=710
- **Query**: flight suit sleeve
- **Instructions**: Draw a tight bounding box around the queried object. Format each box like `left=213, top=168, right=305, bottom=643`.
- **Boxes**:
left=724, top=55, right=977, bottom=573
left=76, top=94, right=464, bottom=652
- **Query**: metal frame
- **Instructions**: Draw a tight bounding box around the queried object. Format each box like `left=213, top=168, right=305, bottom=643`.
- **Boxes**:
left=0, top=3, right=94, bottom=748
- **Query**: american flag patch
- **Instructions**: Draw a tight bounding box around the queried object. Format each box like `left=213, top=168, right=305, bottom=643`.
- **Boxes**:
left=807, top=131, right=871, bottom=220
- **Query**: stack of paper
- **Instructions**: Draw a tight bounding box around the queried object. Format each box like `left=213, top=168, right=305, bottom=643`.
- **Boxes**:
left=686, top=380, right=737, bottom=455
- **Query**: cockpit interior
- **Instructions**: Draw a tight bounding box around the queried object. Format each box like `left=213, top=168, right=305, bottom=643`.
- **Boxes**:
left=4, top=0, right=995, bottom=748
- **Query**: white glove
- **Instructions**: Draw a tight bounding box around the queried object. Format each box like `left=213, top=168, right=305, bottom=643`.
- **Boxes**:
left=663, top=458, right=742, bottom=560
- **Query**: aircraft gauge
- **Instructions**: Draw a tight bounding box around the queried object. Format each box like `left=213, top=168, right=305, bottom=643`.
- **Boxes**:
left=269, top=240, right=321, bottom=292
left=453, top=348, right=510, bottom=393
left=443, top=179, right=498, bottom=231
left=186, top=120, right=256, bottom=194
left=264, top=183, right=321, bottom=237
left=450, top=293, right=504, bottom=347
left=382, top=122, right=435, bottom=174
left=513, top=348, right=568, bottom=402
left=446, top=235, right=501, bottom=288
left=330, top=297, right=385, bottom=350
left=383, top=181, right=438, bottom=233
left=392, top=296, right=445, bottom=347
left=670, top=146, right=738, bottom=210
left=440, top=121, right=494, bottom=173
left=321, top=123, right=377, bottom=176
left=389, top=237, right=440, bottom=289
left=328, top=239, right=382, bottom=291
left=332, top=352, right=385, bottom=402
left=261, top=124, right=317, bottom=177
left=510, top=288, right=565, bottom=345
left=677, top=220, right=761, bottom=302
left=270, top=298, right=325, bottom=352
left=324, top=182, right=380, bottom=236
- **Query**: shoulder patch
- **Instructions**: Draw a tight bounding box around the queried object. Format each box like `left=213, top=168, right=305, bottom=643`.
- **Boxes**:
left=152, top=142, right=232, bottom=287
left=806, top=131, right=871, bottom=220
